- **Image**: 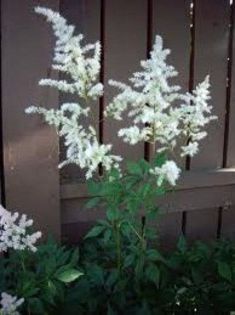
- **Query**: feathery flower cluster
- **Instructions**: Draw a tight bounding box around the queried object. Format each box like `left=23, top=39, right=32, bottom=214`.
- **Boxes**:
left=150, top=160, right=181, bottom=186
left=34, top=6, right=103, bottom=99
left=26, top=7, right=216, bottom=187
left=105, top=36, right=216, bottom=158
left=26, top=7, right=121, bottom=179
left=26, top=104, right=121, bottom=179
left=105, top=36, right=182, bottom=151
left=0, top=293, right=24, bottom=315
left=0, top=205, right=42, bottom=253
left=179, top=76, right=217, bottom=157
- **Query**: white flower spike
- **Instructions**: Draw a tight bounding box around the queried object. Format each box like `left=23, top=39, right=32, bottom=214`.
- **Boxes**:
left=0, top=205, right=41, bottom=253
left=0, top=292, right=24, bottom=315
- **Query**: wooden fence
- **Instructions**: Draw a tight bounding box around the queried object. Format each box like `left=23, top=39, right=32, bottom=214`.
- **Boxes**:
left=1, top=0, right=235, bottom=247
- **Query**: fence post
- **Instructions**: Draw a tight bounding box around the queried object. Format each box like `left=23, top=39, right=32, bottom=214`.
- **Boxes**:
left=1, top=0, right=61, bottom=239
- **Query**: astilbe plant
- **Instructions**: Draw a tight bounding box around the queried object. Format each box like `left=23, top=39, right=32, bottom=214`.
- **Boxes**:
left=23, top=6, right=218, bottom=314
left=0, top=205, right=41, bottom=314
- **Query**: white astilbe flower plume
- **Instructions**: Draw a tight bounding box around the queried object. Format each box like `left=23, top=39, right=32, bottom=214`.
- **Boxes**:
left=34, top=6, right=103, bottom=99
left=0, top=205, right=42, bottom=253
left=26, top=7, right=121, bottom=179
left=0, top=293, right=24, bottom=315
left=105, top=35, right=216, bottom=185
left=150, top=160, right=181, bottom=186
left=105, top=35, right=182, bottom=151
left=180, top=76, right=217, bottom=157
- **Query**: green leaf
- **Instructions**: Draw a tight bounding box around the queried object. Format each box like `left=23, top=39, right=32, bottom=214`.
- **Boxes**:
left=56, top=268, right=83, bottom=283
left=147, top=249, right=164, bottom=262
left=153, top=152, right=167, bottom=167
left=85, top=225, right=105, bottom=239
left=28, top=297, right=45, bottom=314
left=107, top=208, right=120, bottom=221
left=218, top=261, right=232, bottom=282
left=123, top=254, right=135, bottom=268
left=145, top=263, right=160, bottom=287
left=87, top=180, right=102, bottom=196
left=177, top=235, right=187, bottom=253
left=85, top=197, right=101, bottom=209
left=127, top=161, right=143, bottom=176
left=107, top=304, right=117, bottom=315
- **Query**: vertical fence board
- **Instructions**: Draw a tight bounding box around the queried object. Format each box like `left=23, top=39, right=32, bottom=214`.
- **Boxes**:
left=191, top=0, right=230, bottom=170
left=227, top=4, right=235, bottom=168
left=153, top=0, right=191, bottom=242
left=220, top=206, right=235, bottom=240
left=186, top=208, right=218, bottom=242
left=157, top=212, right=182, bottom=250
left=60, top=0, right=101, bottom=183
left=186, top=0, right=230, bottom=240
left=1, top=0, right=60, bottom=238
left=103, top=0, right=147, bottom=161
left=59, top=0, right=101, bottom=241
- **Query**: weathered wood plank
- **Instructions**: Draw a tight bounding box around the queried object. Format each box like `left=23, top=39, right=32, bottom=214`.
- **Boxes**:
left=220, top=205, right=235, bottom=240
left=152, top=0, right=191, bottom=240
left=103, top=0, right=147, bottom=162
left=1, top=0, right=60, bottom=238
left=186, top=208, right=218, bottom=242
left=191, top=0, right=230, bottom=169
left=186, top=0, right=230, bottom=240
left=61, top=185, right=235, bottom=224
left=60, top=168, right=235, bottom=199
left=227, top=3, right=235, bottom=168
left=60, top=0, right=101, bottom=183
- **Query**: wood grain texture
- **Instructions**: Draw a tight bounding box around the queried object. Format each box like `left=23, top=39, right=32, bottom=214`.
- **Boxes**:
left=220, top=205, right=235, bottom=240
left=1, top=0, right=60, bottom=238
left=60, top=0, right=101, bottom=183
left=191, top=0, right=230, bottom=170
left=103, top=0, right=147, bottom=162
left=185, top=208, right=218, bottom=242
left=152, top=0, right=191, bottom=240
left=227, top=4, right=235, bottom=167
left=152, top=0, right=190, bottom=168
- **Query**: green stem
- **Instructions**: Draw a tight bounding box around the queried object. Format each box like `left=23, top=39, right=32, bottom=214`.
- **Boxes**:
left=114, top=221, right=121, bottom=272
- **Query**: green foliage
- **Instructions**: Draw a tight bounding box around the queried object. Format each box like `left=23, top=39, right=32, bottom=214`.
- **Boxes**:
left=3, top=155, right=235, bottom=314
left=0, top=238, right=83, bottom=315
left=70, top=237, right=235, bottom=314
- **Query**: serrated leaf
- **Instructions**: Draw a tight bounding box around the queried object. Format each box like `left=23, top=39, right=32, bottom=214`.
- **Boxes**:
left=153, top=152, right=167, bottom=167
left=145, top=264, right=160, bottom=287
left=127, top=161, right=143, bottom=176
left=177, top=235, right=187, bottom=253
left=85, top=225, right=105, bottom=239
left=56, top=268, right=83, bottom=283
left=147, top=249, right=164, bottom=262
left=85, top=197, right=101, bottom=209
left=218, top=261, right=232, bottom=282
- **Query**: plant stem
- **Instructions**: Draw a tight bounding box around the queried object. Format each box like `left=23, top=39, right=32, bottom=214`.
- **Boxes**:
left=114, top=221, right=121, bottom=273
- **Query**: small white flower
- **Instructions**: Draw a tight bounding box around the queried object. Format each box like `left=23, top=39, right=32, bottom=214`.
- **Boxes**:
left=25, top=7, right=120, bottom=178
left=150, top=160, right=181, bottom=186
left=181, top=142, right=199, bottom=157
left=0, top=292, right=24, bottom=315
left=0, top=205, right=41, bottom=253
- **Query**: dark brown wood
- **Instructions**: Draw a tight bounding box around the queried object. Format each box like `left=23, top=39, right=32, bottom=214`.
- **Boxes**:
left=1, top=0, right=60, bottom=238
left=220, top=205, right=235, bottom=240
left=152, top=0, right=191, bottom=241
left=186, top=208, right=218, bottom=242
left=60, top=0, right=101, bottom=183
left=227, top=2, right=235, bottom=168
left=61, top=169, right=235, bottom=199
left=186, top=0, right=230, bottom=240
left=191, top=0, right=230, bottom=170
left=157, top=212, right=182, bottom=250
left=103, top=0, right=147, bottom=162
